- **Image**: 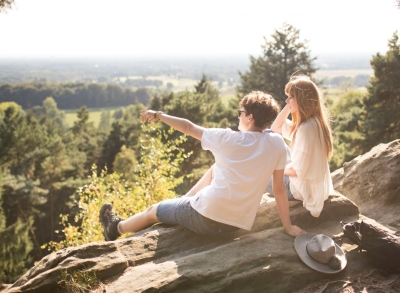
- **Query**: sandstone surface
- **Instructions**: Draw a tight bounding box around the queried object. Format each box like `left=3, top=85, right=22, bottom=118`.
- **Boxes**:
left=6, top=140, right=400, bottom=293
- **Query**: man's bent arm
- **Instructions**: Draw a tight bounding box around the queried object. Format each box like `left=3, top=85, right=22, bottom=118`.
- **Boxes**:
left=272, top=169, right=305, bottom=237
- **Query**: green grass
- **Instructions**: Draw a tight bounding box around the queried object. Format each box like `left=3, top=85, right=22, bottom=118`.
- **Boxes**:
left=64, top=107, right=118, bottom=128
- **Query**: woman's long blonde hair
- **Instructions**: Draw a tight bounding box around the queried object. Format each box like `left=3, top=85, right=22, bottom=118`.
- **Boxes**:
left=285, top=75, right=333, bottom=159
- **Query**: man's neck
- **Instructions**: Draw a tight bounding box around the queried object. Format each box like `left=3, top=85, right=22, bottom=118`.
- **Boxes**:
left=244, top=126, right=263, bottom=133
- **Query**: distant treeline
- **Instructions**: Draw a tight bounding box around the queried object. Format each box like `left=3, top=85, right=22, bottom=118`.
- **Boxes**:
left=322, top=74, right=370, bottom=88
left=0, top=82, right=152, bottom=109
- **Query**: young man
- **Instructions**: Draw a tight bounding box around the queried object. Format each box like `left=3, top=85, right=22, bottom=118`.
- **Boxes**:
left=99, top=91, right=304, bottom=241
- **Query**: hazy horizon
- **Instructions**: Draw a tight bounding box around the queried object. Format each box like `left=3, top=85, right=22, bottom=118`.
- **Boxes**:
left=1, top=0, right=399, bottom=59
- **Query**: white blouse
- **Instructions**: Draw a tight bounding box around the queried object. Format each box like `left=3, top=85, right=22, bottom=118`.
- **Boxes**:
left=282, top=118, right=334, bottom=217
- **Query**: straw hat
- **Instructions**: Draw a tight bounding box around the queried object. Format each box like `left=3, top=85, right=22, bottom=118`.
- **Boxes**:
left=294, top=233, right=347, bottom=274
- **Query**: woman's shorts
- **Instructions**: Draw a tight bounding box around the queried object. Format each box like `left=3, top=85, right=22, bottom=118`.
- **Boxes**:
left=156, top=197, right=238, bottom=236
left=265, top=175, right=298, bottom=201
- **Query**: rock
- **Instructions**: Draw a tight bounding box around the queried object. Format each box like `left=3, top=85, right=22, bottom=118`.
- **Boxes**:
left=8, top=139, right=400, bottom=292
left=332, top=139, right=400, bottom=230
left=8, top=193, right=368, bottom=293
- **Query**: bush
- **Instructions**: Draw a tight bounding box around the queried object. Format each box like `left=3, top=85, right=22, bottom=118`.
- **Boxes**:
left=45, top=125, right=189, bottom=250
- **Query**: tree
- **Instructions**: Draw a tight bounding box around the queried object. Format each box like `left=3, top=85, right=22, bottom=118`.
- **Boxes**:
left=237, top=23, right=317, bottom=106
left=0, top=0, right=15, bottom=12
left=30, top=97, right=68, bottom=130
left=97, top=104, right=144, bottom=173
left=362, top=31, right=400, bottom=152
left=98, top=110, right=112, bottom=133
left=0, top=170, right=33, bottom=284
left=71, top=106, right=101, bottom=172
left=330, top=90, right=367, bottom=170
left=46, top=126, right=187, bottom=250
left=156, top=76, right=235, bottom=192
left=113, top=145, right=137, bottom=182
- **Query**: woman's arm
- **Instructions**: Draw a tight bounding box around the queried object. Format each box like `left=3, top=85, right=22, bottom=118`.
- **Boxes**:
left=141, top=109, right=204, bottom=140
left=270, top=105, right=291, bottom=134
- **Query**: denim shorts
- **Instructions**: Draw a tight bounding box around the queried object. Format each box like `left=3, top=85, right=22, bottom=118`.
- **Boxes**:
left=156, top=197, right=238, bottom=236
left=265, top=175, right=298, bottom=201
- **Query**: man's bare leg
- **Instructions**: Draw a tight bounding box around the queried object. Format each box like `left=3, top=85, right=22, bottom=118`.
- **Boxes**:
left=118, top=203, right=159, bottom=234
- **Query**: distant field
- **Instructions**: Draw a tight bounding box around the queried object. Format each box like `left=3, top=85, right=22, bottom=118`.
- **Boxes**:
left=64, top=108, right=118, bottom=128
left=315, top=69, right=373, bottom=79
left=64, top=69, right=372, bottom=127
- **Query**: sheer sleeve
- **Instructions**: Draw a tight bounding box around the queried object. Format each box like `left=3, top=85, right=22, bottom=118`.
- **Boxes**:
left=291, top=123, right=316, bottom=181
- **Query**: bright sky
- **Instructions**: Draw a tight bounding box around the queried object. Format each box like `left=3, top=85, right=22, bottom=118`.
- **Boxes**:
left=1, top=0, right=399, bottom=58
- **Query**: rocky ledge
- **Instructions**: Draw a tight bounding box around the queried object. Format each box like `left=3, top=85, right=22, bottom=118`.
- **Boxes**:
left=6, top=140, right=400, bottom=293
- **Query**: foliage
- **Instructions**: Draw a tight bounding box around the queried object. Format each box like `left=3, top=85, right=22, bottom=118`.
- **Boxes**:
left=0, top=173, right=34, bottom=284
left=0, top=99, right=95, bottom=278
left=0, top=82, right=152, bottom=110
left=97, top=103, right=145, bottom=173
left=58, top=268, right=100, bottom=293
left=329, top=89, right=367, bottom=170
left=0, top=0, right=14, bottom=12
left=237, top=23, right=317, bottom=107
left=45, top=125, right=187, bottom=250
left=0, top=216, right=34, bottom=284
left=329, top=31, right=400, bottom=169
left=30, top=97, right=69, bottom=130
left=322, top=74, right=371, bottom=88
left=361, top=31, right=400, bottom=152
left=149, top=75, right=235, bottom=192
left=98, top=110, right=112, bottom=133
left=113, top=146, right=137, bottom=182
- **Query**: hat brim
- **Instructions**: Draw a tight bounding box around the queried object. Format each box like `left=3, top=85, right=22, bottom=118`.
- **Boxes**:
left=294, top=233, right=347, bottom=274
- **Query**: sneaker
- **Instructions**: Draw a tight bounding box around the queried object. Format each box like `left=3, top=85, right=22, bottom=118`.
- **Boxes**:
left=99, top=203, right=124, bottom=241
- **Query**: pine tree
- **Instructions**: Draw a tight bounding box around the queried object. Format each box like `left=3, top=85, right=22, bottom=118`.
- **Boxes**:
left=362, top=31, right=400, bottom=152
left=98, top=110, right=112, bottom=133
left=71, top=106, right=101, bottom=172
left=237, top=23, right=317, bottom=106
left=0, top=170, right=34, bottom=284
left=0, top=0, right=15, bottom=12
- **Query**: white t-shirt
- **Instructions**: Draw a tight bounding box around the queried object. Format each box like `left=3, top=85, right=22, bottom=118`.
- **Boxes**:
left=190, top=128, right=289, bottom=231
left=282, top=118, right=334, bottom=217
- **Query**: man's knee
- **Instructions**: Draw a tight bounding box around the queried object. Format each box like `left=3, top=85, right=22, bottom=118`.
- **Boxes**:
left=144, top=203, right=159, bottom=222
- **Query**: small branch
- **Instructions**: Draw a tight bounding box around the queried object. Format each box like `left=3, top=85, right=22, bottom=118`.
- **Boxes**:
left=316, top=280, right=352, bottom=293
left=364, top=269, right=379, bottom=278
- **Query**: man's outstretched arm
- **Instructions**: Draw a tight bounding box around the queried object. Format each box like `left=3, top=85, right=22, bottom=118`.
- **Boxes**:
left=141, top=109, right=204, bottom=140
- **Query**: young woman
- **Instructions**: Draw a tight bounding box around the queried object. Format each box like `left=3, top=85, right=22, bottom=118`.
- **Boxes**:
left=269, top=75, right=334, bottom=217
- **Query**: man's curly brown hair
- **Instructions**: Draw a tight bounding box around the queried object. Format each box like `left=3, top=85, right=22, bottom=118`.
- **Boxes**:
left=239, top=91, right=281, bottom=130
